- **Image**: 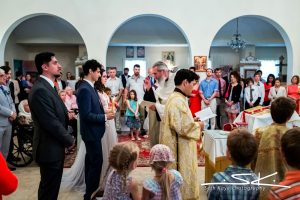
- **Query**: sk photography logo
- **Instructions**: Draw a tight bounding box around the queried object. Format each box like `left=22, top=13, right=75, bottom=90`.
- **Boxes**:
left=201, top=172, right=290, bottom=189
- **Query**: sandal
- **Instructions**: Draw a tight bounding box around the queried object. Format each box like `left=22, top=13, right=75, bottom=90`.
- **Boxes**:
left=137, top=137, right=141, bottom=141
left=143, top=135, right=149, bottom=138
left=131, top=137, right=136, bottom=141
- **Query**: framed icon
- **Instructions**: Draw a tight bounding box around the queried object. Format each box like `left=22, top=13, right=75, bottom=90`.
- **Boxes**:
left=137, top=46, right=145, bottom=58
left=194, top=56, right=207, bottom=72
left=162, top=51, right=175, bottom=66
left=245, top=69, right=257, bottom=79
left=126, top=46, right=134, bottom=58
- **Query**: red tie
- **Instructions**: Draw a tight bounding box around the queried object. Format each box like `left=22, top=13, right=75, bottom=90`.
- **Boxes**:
left=54, top=80, right=59, bottom=92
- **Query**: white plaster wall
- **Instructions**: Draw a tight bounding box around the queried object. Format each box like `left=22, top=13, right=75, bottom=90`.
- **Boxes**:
left=23, top=45, right=78, bottom=75
left=210, top=47, right=240, bottom=70
left=210, top=46, right=287, bottom=71
left=5, top=34, right=79, bottom=75
left=256, top=47, right=287, bottom=60
left=106, top=46, right=189, bottom=71
left=5, top=34, right=28, bottom=67
left=6, top=44, right=78, bottom=76
left=0, top=0, right=299, bottom=81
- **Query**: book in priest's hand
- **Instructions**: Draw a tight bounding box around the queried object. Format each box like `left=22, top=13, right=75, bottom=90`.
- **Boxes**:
left=195, top=107, right=217, bottom=121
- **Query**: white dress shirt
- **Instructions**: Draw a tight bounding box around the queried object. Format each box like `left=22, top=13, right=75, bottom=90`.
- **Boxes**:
left=254, top=81, right=265, bottom=105
left=244, top=85, right=259, bottom=104
left=106, top=77, right=123, bottom=96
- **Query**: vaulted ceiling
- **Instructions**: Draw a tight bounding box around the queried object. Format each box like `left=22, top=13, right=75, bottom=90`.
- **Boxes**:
left=10, top=15, right=285, bottom=47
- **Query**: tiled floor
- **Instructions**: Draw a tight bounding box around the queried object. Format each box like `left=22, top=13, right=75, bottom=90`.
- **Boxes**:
left=5, top=118, right=209, bottom=199
left=4, top=163, right=208, bottom=200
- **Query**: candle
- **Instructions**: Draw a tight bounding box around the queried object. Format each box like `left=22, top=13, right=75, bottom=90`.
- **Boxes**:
left=112, top=97, right=116, bottom=113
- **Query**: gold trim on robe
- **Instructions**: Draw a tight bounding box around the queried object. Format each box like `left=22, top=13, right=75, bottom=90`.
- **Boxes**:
left=160, top=91, right=201, bottom=200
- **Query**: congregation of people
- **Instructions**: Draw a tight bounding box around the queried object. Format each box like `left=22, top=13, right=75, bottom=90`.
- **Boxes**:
left=2, top=52, right=300, bottom=200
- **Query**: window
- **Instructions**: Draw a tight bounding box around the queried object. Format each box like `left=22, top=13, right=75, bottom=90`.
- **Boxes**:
left=124, top=59, right=147, bottom=77
left=259, top=60, right=279, bottom=80
left=207, top=59, right=212, bottom=69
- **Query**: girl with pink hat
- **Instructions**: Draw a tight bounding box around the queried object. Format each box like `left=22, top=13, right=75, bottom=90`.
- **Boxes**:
left=142, top=144, right=183, bottom=200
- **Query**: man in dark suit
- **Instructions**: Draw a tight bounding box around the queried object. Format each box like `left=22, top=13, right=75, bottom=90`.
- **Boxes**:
left=121, top=67, right=130, bottom=88
left=56, top=72, right=66, bottom=91
left=76, top=59, right=114, bottom=200
left=15, top=71, right=26, bottom=102
left=28, top=52, right=74, bottom=200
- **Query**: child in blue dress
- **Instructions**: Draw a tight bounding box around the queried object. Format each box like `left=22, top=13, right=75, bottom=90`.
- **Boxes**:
left=142, top=144, right=183, bottom=200
left=125, top=90, right=141, bottom=141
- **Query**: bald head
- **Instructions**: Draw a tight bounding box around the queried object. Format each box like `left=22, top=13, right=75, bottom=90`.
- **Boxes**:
left=148, top=67, right=153, bottom=76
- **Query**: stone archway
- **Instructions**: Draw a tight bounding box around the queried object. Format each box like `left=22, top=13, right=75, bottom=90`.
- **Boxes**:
left=209, top=15, right=292, bottom=82
left=0, top=13, right=86, bottom=78
left=106, top=14, right=192, bottom=76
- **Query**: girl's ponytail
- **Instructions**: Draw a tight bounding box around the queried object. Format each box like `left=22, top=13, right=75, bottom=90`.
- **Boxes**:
left=152, top=162, right=174, bottom=200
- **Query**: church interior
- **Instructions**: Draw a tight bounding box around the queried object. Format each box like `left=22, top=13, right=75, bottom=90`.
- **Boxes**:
left=1, top=0, right=300, bottom=199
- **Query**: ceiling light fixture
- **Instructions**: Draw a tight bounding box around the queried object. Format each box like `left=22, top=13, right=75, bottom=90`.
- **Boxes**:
left=228, top=18, right=246, bottom=52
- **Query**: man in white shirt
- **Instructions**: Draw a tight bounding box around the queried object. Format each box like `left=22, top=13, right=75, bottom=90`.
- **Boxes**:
left=125, top=64, right=145, bottom=103
left=107, top=67, right=123, bottom=132
left=253, top=72, right=265, bottom=106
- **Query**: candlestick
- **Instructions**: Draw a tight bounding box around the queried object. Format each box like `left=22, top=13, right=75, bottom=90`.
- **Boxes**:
left=112, top=97, right=116, bottom=113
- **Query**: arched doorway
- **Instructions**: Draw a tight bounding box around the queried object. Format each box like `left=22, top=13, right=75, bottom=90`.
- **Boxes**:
left=209, top=15, right=292, bottom=82
left=106, top=15, right=191, bottom=77
left=1, top=14, right=86, bottom=80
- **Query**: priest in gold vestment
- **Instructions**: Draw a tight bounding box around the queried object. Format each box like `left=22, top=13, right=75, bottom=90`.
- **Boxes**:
left=160, top=69, right=203, bottom=200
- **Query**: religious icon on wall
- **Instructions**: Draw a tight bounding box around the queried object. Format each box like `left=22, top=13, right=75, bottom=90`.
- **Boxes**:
left=194, top=56, right=207, bottom=72
left=162, top=51, right=175, bottom=66
left=137, top=46, right=145, bottom=58
left=245, top=69, right=256, bottom=79
left=126, top=46, right=134, bottom=58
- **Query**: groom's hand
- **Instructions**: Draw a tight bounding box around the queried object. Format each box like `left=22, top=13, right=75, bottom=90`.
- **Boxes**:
left=106, top=112, right=115, bottom=120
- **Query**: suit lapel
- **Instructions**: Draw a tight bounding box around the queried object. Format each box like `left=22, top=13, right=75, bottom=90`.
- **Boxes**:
left=82, top=81, right=104, bottom=113
left=39, top=78, right=68, bottom=115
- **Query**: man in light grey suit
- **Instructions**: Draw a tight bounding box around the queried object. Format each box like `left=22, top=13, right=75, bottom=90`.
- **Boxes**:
left=0, top=68, right=17, bottom=159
